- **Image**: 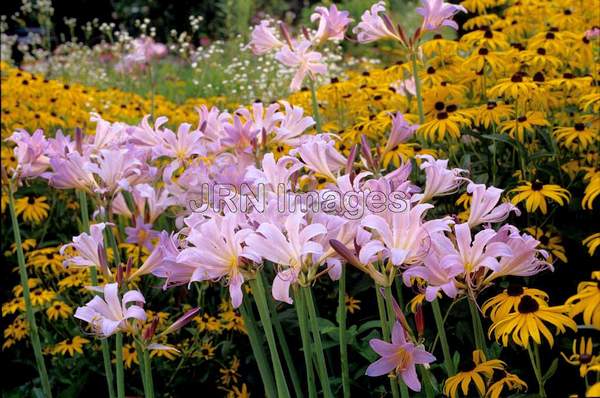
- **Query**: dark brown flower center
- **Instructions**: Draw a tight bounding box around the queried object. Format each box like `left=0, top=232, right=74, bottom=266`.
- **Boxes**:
left=517, top=116, right=527, bottom=122
left=531, top=181, right=544, bottom=191
left=506, top=284, right=524, bottom=296
left=546, top=32, right=555, bottom=39
left=427, top=66, right=436, bottom=74
left=28, top=197, right=36, bottom=205
left=564, top=9, right=572, bottom=15
left=533, top=72, right=545, bottom=82
left=563, top=72, right=574, bottom=79
left=435, top=101, right=445, bottom=111
left=484, top=30, right=494, bottom=39
left=536, top=47, right=546, bottom=55
left=575, top=123, right=585, bottom=131
left=446, top=104, right=458, bottom=113
left=511, top=74, right=523, bottom=83
left=487, top=101, right=497, bottom=110
left=580, top=354, right=592, bottom=364
left=539, top=235, right=550, bottom=245
left=518, top=295, right=539, bottom=313
left=478, top=48, right=489, bottom=55
left=437, top=112, right=449, bottom=120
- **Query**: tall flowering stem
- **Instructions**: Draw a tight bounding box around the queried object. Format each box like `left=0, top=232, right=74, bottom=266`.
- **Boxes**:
left=468, top=298, right=487, bottom=356
left=338, top=266, right=350, bottom=398
left=374, top=283, right=401, bottom=398
left=384, top=286, right=409, bottom=398
left=302, top=287, right=334, bottom=398
left=134, top=340, right=148, bottom=395
left=143, top=347, right=155, bottom=398
left=410, top=51, right=425, bottom=125
left=239, top=294, right=277, bottom=398
left=7, top=180, right=53, bottom=398
left=431, top=299, right=455, bottom=376
left=79, top=190, right=116, bottom=398
left=115, top=332, right=125, bottom=398
left=262, top=273, right=303, bottom=398
left=527, top=344, right=547, bottom=398
left=309, top=77, right=322, bottom=133
left=293, top=287, right=317, bottom=398
left=248, top=276, right=291, bottom=398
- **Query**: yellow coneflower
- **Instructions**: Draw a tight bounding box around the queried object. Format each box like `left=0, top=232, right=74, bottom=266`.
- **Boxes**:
left=345, top=294, right=361, bottom=314
left=482, top=285, right=549, bottom=322
left=488, top=295, right=577, bottom=347
left=499, top=111, right=549, bottom=142
left=195, top=340, right=216, bottom=360
left=554, top=123, right=598, bottom=150
left=525, top=227, right=568, bottom=263
left=14, top=196, right=50, bottom=224
left=561, top=337, right=598, bottom=377
left=46, top=301, right=73, bottom=321
left=488, top=73, right=538, bottom=100
left=122, top=343, right=139, bottom=368
left=226, top=383, right=250, bottom=398
left=510, top=180, right=570, bottom=214
left=219, top=356, right=241, bottom=386
left=443, top=350, right=505, bottom=398
left=418, top=109, right=471, bottom=142
left=566, top=277, right=600, bottom=329
left=583, top=232, right=600, bottom=256
left=52, top=336, right=89, bottom=357
left=29, top=289, right=56, bottom=306
left=456, top=190, right=472, bottom=210
left=472, top=101, right=513, bottom=128
left=486, top=369, right=528, bottom=398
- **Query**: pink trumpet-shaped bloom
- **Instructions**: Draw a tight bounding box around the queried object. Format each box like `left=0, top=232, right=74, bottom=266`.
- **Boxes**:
left=273, top=101, right=315, bottom=146
left=359, top=203, right=452, bottom=266
left=416, top=0, right=467, bottom=32
left=6, top=129, right=49, bottom=179
left=74, top=283, right=146, bottom=337
left=352, top=1, right=400, bottom=43
left=311, top=4, right=353, bottom=42
left=153, top=122, right=205, bottom=162
left=61, top=223, right=109, bottom=270
left=466, top=182, right=520, bottom=227
left=84, top=148, right=145, bottom=195
left=245, top=212, right=327, bottom=304
left=222, top=115, right=260, bottom=153
left=384, top=112, right=419, bottom=152
left=125, top=215, right=160, bottom=251
left=178, top=214, right=259, bottom=308
left=248, top=20, right=284, bottom=55
left=47, top=151, right=97, bottom=192
left=245, top=153, right=302, bottom=193
left=414, top=155, right=467, bottom=203
left=366, top=321, right=436, bottom=392
left=291, top=134, right=346, bottom=181
left=275, top=40, right=327, bottom=92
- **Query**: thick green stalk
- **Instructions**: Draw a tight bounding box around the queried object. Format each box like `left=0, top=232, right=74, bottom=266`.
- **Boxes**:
left=384, top=287, right=409, bottom=398
left=261, top=274, right=303, bottom=398
left=527, top=344, right=546, bottom=398
left=309, top=78, right=322, bottom=133
left=468, top=298, right=487, bottom=355
left=410, top=52, right=425, bottom=124
left=115, top=332, right=125, bottom=398
left=294, top=288, right=317, bottom=398
left=134, top=340, right=148, bottom=396
left=249, top=277, right=290, bottom=398
left=302, top=287, right=333, bottom=398
left=374, top=285, right=400, bottom=398
left=143, top=348, right=155, bottom=398
left=79, top=191, right=116, bottom=398
left=431, top=299, right=455, bottom=376
left=7, top=183, right=52, bottom=397
left=338, top=266, right=350, bottom=398
left=240, top=296, right=277, bottom=398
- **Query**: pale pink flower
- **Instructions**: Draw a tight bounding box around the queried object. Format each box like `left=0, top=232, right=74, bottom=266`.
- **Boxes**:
left=236, top=102, right=283, bottom=137
left=352, top=1, right=400, bottom=43
left=359, top=203, right=452, bottom=266
left=125, top=215, right=160, bottom=251
left=153, top=122, right=205, bottom=162
left=416, top=0, right=467, bottom=32
left=273, top=101, right=316, bottom=146
left=222, top=115, right=260, bottom=153
left=89, top=113, right=129, bottom=151
left=84, top=148, right=146, bottom=195
left=413, top=155, right=467, bottom=203
left=384, top=112, right=419, bottom=152
left=311, top=4, right=353, bottom=42
left=585, top=27, right=600, bottom=40
left=466, top=183, right=520, bottom=227
left=74, top=283, right=146, bottom=337
left=248, top=20, right=284, bottom=55
left=61, top=223, right=109, bottom=270
left=366, top=321, right=436, bottom=392
left=291, top=134, right=346, bottom=181
left=275, top=39, right=327, bottom=91
left=177, top=213, right=259, bottom=308
left=394, top=78, right=417, bottom=96
left=245, top=212, right=327, bottom=304
left=244, top=153, right=302, bottom=193
left=6, top=129, right=49, bottom=179
left=47, top=151, right=97, bottom=192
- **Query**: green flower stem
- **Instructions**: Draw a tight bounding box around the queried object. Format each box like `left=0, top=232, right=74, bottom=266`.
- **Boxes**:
left=384, top=286, right=409, bottom=398
left=294, top=287, right=317, bottom=398
left=249, top=277, right=290, bottom=398
left=374, top=284, right=400, bottom=398
left=7, top=182, right=52, bottom=397
left=309, top=77, right=322, bottom=133
left=527, top=344, right=546, bottom=398
left=302, top=287, right=334, bottom=398
left=143, top=348, right=155, bottom=398
left=338, top=266, right=350, bottom=398
left=115, top=332, right=125, bottom=398
left=410, top=51, right=425, bottom=125
left=134, top=340, right=148, bottom=396
left=240, top=295, right=277, bottom=398
left=468, top=298, right=487, bottom=356
left=261, top=273, right=303, bottom=398
left=79, top=191, right=116, bottom=398
left=419, top=366, right=435, bottom=398
left=431, top=299, right=455, bottom=376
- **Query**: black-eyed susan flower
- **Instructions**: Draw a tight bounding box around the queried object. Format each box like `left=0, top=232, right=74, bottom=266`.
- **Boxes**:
left=525, top=227, right=568, bottom=263
left=566, top=277, right=600, bottom=329
left=122, top=343, right=139, bottom=368
left=561, top=337, right=598, bottom=377
left=14, top=196, right=50, bottom=224
left=472, top=101, right=513, bottom=128
left=499, top=111, right=549, bottom=142
left=482, top=285, right=548, bottom=322
left=510, top=180, right=570, bottom=214
left=52, top=336, right=89, bottom=357
left=29, top=289, right=56, bottom=306
left=195, top=340, right=216, bottom=360
left=219, top=356, right=241, bottom=386
left=583, top=232, right=600, bottom=256
left=486, top=369, right=528, bottom=398
left=46, top=301, right=73, bottom=321
left=488, top=73, right=538, bottom=100
left=345, top=294, right=361, bottom=314
left=443, top=350, right=505, bottom=398
left=418, top=109, right=471, bottom=142
left=488, top=295, right=577, bottom=347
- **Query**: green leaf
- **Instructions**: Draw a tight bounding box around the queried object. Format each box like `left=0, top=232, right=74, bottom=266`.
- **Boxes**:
left=541, top=358, right=559, bottom=384
left=357, top=320, right=381, bottom=334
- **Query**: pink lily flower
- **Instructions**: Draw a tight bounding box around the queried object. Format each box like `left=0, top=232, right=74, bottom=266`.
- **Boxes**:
left=244, top=153, right=302, bottom=193
left=275, top=39, right=327, bottom=92
left=84, top=148, right=146, bottom=195
left=311, top=4, right=353, bottom=42
left=177, top=214, right=259, bottom=308
left=61, top=223, right=109, bottom=271
left=248, top=20, right=284, bottom=55
left=74, top=283, right=146, bottom=337
left=414, top=155, right=467, bottom=203
left=6, top=129, right=49, bottom=179
left=222, top=115, right=260, bottom=153
left=291, top=134, right=346, bottom=181
left=152, top=122, right=205, bottom=162
left=236, top=102, right=283, bottom=137
left=352, top=2, right=401, bottom=43
left=273, top=101, right=316, bottom=146
left=47, top=151, right=97, bottom=192
left=416, top=0, right=467, bottom=32
left=384, top=112, right=419, bottom=153
left=245, top=212, right=327, bottom=304
left=125, top=215, right=160, bottom=251
left=466, top=182, right=520, bottom=227
left=366, top=321, right=436, bottom=392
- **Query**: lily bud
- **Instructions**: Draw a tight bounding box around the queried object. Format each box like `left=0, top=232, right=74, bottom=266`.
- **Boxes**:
left=160, top=307, right=200, bottom=337
left=415, top=304, right=425, bottom=338
left=125, top=256, right=133, bottom=279
left=97, top=245, right=111, bottom=277
left=116, top=264, right=123, bottom=285
left=75, top=127, right=83, bottom=155
left=143, top=316, right=160, bottom=341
